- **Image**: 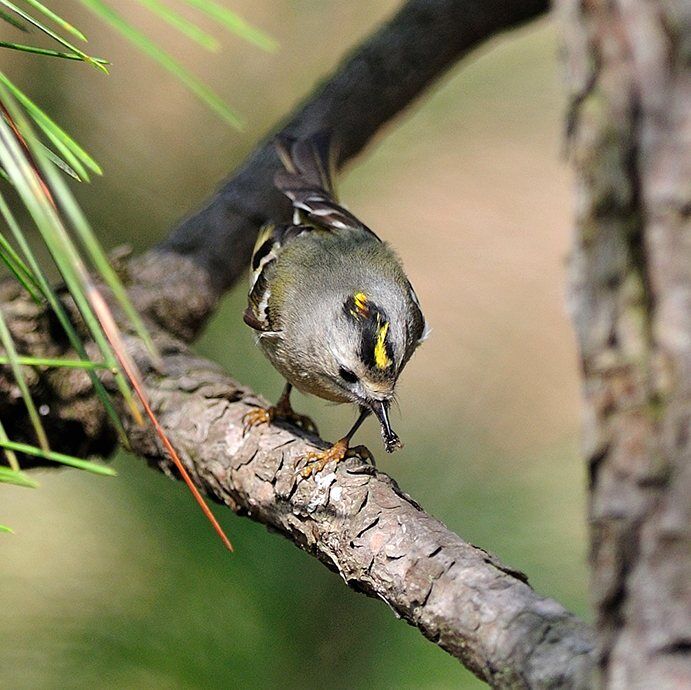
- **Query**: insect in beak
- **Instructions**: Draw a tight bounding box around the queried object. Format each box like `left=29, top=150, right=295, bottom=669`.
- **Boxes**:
left=370, top=400, right=403, bottom=453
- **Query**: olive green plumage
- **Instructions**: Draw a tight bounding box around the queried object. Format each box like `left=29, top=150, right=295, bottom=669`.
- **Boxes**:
left=244, top=134, right=427, bottom=455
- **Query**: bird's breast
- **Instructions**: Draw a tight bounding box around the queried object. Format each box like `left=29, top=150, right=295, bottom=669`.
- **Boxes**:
left=257, top=335, right=350, bottom=404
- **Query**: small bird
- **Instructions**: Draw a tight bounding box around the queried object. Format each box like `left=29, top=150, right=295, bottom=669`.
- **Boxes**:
left=243, top=134, right=427, bottom=476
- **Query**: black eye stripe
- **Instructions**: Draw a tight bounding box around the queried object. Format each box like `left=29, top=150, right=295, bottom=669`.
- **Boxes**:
left=338, top=367, right=358, bottom=384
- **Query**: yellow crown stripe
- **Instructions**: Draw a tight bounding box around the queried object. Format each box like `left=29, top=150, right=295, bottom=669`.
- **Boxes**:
left=353, top=292, right=368, bottom=315
left=374, top=321, right=391, bottom=369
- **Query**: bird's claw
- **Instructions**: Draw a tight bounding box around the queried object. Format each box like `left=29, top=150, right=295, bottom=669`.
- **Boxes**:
left=242, top=406, right=272, bottom=436
left=298, top=440, right=374, bottom=478
left=243, top=403, right=319, bottom=437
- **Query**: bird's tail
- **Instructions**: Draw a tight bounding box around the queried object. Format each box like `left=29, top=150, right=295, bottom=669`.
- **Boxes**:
left=274, top=132, right=338, bottom=202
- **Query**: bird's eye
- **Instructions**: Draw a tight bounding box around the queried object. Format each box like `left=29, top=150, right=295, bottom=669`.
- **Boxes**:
left=338, top=367, right=358, bottom=384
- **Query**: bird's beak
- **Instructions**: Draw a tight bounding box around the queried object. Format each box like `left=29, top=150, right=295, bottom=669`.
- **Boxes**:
left=370, top=400, right=403, bottom=453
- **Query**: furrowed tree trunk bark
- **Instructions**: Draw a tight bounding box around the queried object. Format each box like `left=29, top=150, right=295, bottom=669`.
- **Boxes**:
left=557, top=1, right=691, bottom=687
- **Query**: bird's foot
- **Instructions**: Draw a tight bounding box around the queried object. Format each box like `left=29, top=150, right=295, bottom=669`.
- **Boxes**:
left=242, top=401, right=318, bottom=436
left=299, top=438, right=374, bottom=478
left=242, top=406, right=272, bottom=436
left=274, top=397, right=319, bottom=435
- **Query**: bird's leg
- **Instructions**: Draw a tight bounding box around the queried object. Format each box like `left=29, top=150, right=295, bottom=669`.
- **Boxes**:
left=272, top=383, right=319, bottom=433
left=243, top=383, right=318, bottom=435
left=272, top=383, right=319, bottom=434
left=300, top=407, right=374, bottom=478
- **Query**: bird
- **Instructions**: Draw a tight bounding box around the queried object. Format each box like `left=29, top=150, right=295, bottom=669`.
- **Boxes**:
left=243, top=134, right=427, bottom=477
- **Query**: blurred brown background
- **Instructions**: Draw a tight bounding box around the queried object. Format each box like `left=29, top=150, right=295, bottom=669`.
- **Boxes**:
left=0, top=2, right=587, bottom=688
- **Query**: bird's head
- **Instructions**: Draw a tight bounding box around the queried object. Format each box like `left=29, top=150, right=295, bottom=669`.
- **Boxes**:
left=312, top=289, right=425, bottom=452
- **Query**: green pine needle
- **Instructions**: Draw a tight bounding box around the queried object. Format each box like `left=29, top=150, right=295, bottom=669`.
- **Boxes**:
left=0, top=418, right=19, bottom=471
left=0, top=466, right=38, bottom=487
left=0, top=7, right=28, bottom=31
left=0, top=71, right=103, bottom=179
left=39, top=157, right=159, bottom=362
left=22, top=0, right=88, bottom=42
left=0, top=247, right=42, bottom=300
left=0, top=41, right=109, bottom=63
left=0, top=355, right=114, bottom=370
left=0, top=306, right=51, bottom=452
left=138, top=0, right=220, bottom=52
left=182, top=0, right=278, bottom=52
left=0, top=86, right=151, bottom=429
left=0, top=0, right=277, bottom=517
left=0, top=0, right=107, bottom=72
left=80, top=0, right=244, bottom=129
left=38, top=141, right=83, bottom=181
left=0, top=231, right=42, bottom=302
left=0, top=439, right=116, bottom=476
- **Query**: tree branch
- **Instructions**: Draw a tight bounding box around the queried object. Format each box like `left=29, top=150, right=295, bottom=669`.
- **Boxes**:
left=1, top=0, right=600, bottom=686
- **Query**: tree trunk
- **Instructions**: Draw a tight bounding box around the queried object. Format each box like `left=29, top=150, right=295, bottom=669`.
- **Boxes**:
left=557, top=0, right=691, bottom=687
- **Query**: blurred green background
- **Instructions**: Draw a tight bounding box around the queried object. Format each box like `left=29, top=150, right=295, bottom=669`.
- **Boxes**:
left=0, top=2, right=588, bottom=688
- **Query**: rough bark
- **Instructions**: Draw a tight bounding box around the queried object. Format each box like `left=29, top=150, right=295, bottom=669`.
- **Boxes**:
left=558, top=0, right=691, bottom=687
left=0, top=0, right=602, bottom=687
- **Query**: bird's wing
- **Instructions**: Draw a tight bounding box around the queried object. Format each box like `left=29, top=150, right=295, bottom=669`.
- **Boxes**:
left=245, top=135, right=382, bottom=333
left=244, top=222, right=309, bottom=332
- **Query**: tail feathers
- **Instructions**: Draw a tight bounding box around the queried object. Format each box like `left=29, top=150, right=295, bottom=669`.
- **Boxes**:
left=272, top=134, right=381, bottom=240
left=274, top=132, right=337, bottom=200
